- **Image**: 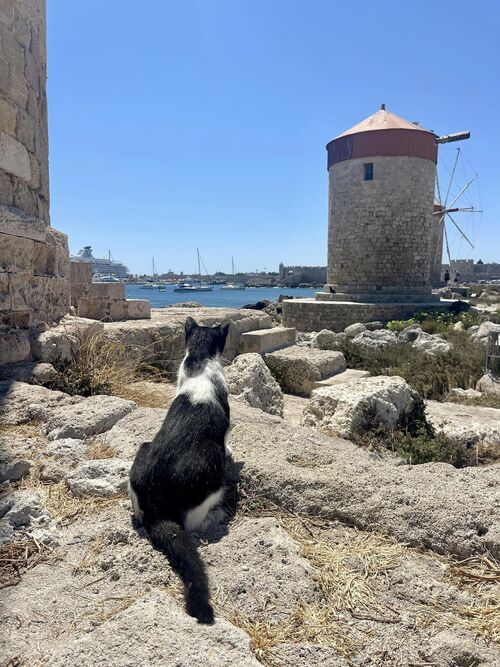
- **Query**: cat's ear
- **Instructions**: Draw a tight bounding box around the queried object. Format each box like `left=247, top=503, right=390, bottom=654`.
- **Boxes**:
left=185, top=316, right=198, bottom=337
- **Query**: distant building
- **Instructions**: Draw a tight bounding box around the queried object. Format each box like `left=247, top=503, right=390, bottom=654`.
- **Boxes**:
left=441, top=259, right=500, bottom=282
left=70, top=246, right=129, bottom=279
left=279, top=263, right=326, bottom=286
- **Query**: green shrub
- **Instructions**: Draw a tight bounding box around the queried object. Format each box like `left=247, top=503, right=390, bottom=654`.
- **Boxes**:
left=337, top=330, right=485, bottom=400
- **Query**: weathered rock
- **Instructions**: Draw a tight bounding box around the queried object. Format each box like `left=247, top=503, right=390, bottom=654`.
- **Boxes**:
left=45, top=395, right=136, bottom=440
left=446, top=387, right=482, bottom=401
left=471, top=321, right=500, bottom=345
left=66, top=459, right=131, bottom=497
left=351, top=329, right=398, bottom=351
left=0, top=490, right=59, bottom=545
left=426, top=400, right=500, bottom=453
left=229, top=400, right=500, bottom=558
left=96, top=406, right=166, bottom=459
left=0, top=445, right=32, bottom=483
left=43, top=438, right=87, bottom=464
left=412, top=332, right=452, bottom=356
left=295, top=331, right=316, bottom=347
left=0, top=380, right=81, bottom=425
left=0, top=328, right=31, bottom=364
left=225, top=353, right=284, bottom=416
left=302, top=376, right=422, bottom=438
left=30, top=316, right=104, bottom=365
left=206, top=517, right=317, bottom=619
left=264, top=346, right=346, bottom=397
left=476, top=373, right=500, bottom=397
left=423, top=630, right=499, bottom=667
left=344, top=322, right=366, bottom=338
left=268, top=644, right=350, bottom=667
left=312, top=329, right=347, bottom=350
left=397, top=323, right=422, bottom=344
left=0, top=361, right=57, bottom=383
left=48, top=590, right=262, bottom=667
left=365, top=321, right=384, bottom=331
left=39, top=461, right=66, bottom=483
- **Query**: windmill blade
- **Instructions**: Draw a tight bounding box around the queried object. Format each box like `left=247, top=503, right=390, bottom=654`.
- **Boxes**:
left=443, top=220, right=452, bottom=266
left=444, top=148, right=460, bottom=207
left=446, top=174, right=477, bottom=211
left=446, top=212, right=474, bottom=248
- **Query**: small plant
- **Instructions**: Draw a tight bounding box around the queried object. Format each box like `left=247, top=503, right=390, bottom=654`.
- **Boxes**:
left=48, top=329, right=156, bottom=397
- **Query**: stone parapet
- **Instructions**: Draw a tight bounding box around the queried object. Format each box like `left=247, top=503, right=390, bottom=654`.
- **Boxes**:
left=282, top=298, right=446, bottom=333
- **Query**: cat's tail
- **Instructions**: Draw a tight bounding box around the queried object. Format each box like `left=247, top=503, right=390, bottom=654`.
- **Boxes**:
left=148, top=518, right=214, bottom=624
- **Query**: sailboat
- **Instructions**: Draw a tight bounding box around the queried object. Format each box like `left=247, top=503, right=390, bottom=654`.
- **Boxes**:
left=221, top=257, right=246, bottom=290
left=174, top=248, right=214, bottom=292
left=140, top=257, right=166, bottom=290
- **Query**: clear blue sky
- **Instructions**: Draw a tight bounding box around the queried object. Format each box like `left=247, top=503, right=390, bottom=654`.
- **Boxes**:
left=46, top=0, right=500, bottom=275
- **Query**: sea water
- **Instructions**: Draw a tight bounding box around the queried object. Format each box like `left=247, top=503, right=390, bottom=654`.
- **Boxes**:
left=125, top=284, right=317, bottom=309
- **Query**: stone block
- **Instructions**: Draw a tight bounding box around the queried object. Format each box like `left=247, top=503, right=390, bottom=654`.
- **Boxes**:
left=0, top=170, right=13, bottom=205
left=12, top=177, right=38, bottom=216
left=0, top=310, right=30, bottom=328
left=0, top=232, right=34, bottom=273
left=12, top=6, right=31, bottom=47
left=90, top=282, right=125, bottom=300
left=0, top=202, right=48, bottom=240
left=8, top=64, right=28, bottom=108
left=0, top=130, right=31, bottom=180
left=0, top=360, right=57, bottom=383
left=70, top=261, right=92, bottom=285
left=303, top=376, right=422, bottom=438
left=70, top=282, right=90, bottom=303
left=264, top=345, right=347, bottom=397
left=313, top=368, right=371, bottom=389
left=124, top=299, right=151, bottom=320
left=0, top=96, right=17, bottom=135
left=0, top=24, right=24, bottom=70
left=0, top=272, right=10, bottom=310
left=238, top=326, right=296, bottom=354
left=0, top=328, right=31, bottom=364
left=33, top=240, right=56, bottom=276
left=16, top=109, right=35, bottom=152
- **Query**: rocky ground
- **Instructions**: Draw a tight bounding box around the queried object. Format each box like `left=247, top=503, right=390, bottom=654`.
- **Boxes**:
left=0, top=378, right=499, bottom=666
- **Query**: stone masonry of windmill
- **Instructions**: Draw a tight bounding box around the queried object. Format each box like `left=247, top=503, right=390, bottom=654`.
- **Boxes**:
left=2, top=3, right=500, bottom=666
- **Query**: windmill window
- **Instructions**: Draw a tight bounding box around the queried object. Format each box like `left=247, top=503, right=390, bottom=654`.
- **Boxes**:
left=364, top=163, right=374, bottom=181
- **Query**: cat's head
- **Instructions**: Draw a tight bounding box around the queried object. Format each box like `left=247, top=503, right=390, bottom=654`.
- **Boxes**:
left=184, top=316, right=230, bottom=357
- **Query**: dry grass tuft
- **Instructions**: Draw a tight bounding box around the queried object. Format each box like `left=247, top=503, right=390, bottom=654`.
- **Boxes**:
left=450, top=553, right=500, bottom=585
left=0, top=536, right=56, bottom=589
left=86, top=438, right=116, bottom=460
left=19, top=474, right=118, bottom=527
left=280, top=516, right=405, bottom=616
left=48, top=329, right=161, bottom=397
left=72, top=535, right=106, bottom=575
left=90, top=588, right=150, bottom=626
left=115, top=380, right=176, bottom=409
left=0, top=422, right=44, bottom=439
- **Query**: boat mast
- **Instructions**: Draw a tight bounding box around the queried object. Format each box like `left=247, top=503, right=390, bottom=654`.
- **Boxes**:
left=232, top=256, right=235, bottom=280
left=197, top=248, right=201, bottom=285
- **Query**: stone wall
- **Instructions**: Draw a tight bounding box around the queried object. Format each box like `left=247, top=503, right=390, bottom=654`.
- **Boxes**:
left=282, top=298, right=442, bottom=333
left=327, top=155, right=436, bottom=299
left=70, top=262, right=151, bottom=322
left=0, top=0, right=49, bottom=223
left=0, top=0, right=70, bottom=329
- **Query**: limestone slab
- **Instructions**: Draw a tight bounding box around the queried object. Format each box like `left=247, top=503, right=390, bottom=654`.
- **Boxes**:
left=0, top=130, right=31, bottom=180
left=264, top=345, right=346, bottom=396
left=238, top=326, right=295, bottom=354
left=0, top=232, right=34, bottom=273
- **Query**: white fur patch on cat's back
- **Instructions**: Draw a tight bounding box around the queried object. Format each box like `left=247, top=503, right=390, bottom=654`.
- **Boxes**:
left=177, top=358, right=226, bottom=405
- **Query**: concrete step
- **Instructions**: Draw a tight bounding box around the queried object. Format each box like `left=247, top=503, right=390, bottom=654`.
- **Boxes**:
left=238, top=327, right=296, bottom=354
left=313, top=368, right=370, bottom=389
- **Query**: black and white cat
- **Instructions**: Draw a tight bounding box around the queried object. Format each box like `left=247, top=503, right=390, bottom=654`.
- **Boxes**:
left=128, top=316, right=231, bottom=624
